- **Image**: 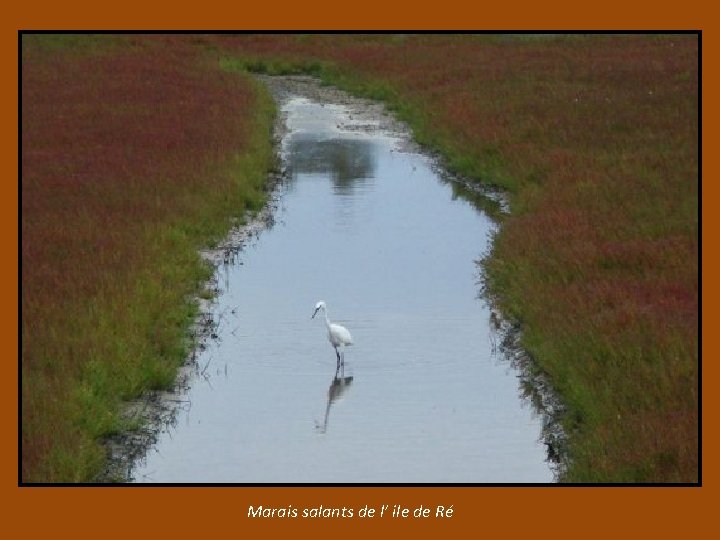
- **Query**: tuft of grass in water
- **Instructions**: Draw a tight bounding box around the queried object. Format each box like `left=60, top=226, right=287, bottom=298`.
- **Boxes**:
left=22, top=36, right=276, bottom=482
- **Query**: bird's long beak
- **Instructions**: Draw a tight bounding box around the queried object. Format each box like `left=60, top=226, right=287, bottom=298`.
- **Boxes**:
left=312, top=308, right=319, bottom=319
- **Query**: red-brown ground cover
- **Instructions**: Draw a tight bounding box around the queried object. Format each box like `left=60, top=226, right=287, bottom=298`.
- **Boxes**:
left=22, top=36, right=272, bottom=481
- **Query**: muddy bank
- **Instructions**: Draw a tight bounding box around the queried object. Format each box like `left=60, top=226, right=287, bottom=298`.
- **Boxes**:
left=100, top=182, right=286, bottom=482
left=485, top=302, right=568, bottom=473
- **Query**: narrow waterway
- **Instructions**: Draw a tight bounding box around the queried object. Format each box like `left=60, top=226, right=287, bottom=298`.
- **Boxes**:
left=132, top=77, right=553, bottom=483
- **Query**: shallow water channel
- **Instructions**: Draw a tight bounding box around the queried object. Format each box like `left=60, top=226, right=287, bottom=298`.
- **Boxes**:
left=131, top=77, right=553, bottom=483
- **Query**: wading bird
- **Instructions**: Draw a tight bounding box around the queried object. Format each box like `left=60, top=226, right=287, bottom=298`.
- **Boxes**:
left=312, top=301, right=353, bottom=373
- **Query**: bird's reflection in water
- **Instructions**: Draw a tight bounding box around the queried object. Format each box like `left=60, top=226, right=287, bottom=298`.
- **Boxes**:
left=315, top=366, right=353, bottom=434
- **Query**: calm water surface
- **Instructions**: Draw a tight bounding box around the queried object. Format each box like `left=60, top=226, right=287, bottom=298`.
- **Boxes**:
left=133, top=83, right=552, bottom=483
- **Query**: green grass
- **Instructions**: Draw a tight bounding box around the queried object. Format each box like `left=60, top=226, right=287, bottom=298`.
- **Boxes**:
left=22, top=34, right=124, bottom=57
left=22, top=36, right=276, bottom=482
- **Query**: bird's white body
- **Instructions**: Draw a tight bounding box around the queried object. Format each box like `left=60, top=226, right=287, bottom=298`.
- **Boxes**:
left=327, top=322, right=353, bottom=348
left=312, top=301, right=353, bottom=372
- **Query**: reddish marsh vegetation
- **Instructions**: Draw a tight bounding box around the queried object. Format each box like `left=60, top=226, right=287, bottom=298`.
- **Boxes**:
left=212, top=34, right=698, bottom=482
left=22, top=36, right=274, bottom=481
left=22, top=34, right=698, bottom=483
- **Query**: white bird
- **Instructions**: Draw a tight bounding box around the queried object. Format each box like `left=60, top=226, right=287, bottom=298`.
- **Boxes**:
left=312, top=301, right=353, bottom=372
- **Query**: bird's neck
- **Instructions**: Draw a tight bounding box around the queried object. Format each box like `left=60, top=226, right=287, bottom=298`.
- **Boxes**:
left=323, top=310, right=331, bottom=329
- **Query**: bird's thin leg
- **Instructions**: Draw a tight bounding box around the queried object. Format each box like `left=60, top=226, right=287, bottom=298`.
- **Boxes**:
left=335, top=346, right=341, bottom=372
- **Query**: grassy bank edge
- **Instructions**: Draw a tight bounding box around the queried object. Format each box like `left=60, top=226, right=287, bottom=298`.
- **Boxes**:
left=93, top=81, right=277, bottom=483
left=89, top=79, right=276, bottom=483
left=22, top=40, right=278, bottom=482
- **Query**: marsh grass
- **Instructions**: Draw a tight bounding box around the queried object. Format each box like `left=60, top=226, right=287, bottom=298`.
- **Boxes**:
left=21, top=35, right=275, bottom=481
left=22, top=33, right=698, bottom=483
